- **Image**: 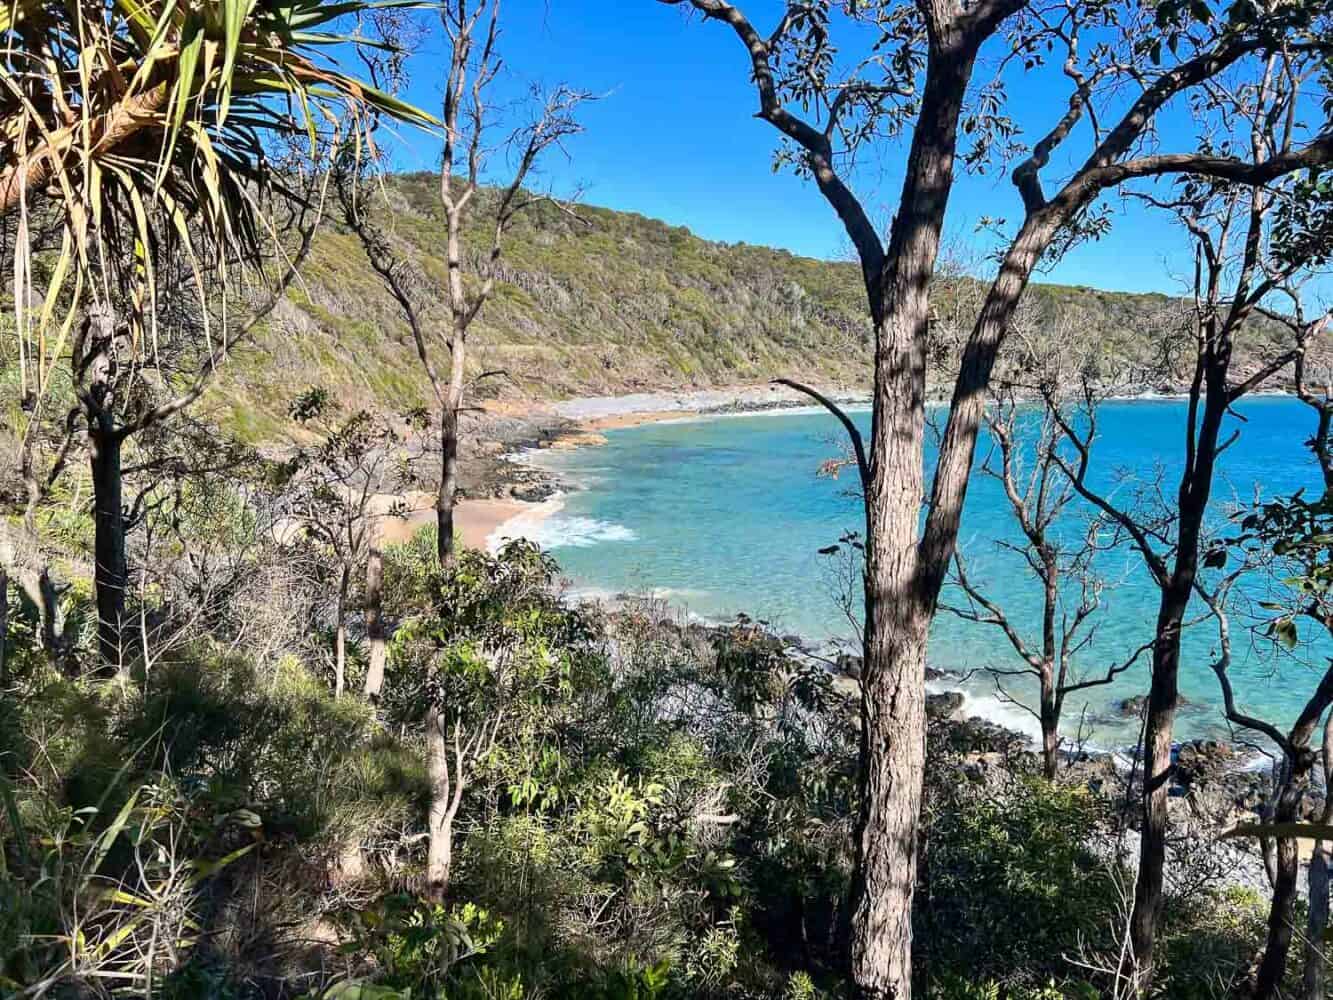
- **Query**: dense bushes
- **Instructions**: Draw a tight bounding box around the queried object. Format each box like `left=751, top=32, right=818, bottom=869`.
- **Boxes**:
left=0, top=534, right=1284, bottom=998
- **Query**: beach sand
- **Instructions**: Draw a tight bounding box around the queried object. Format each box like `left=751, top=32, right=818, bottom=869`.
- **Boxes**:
left=370, top=491, right=547, bottom=551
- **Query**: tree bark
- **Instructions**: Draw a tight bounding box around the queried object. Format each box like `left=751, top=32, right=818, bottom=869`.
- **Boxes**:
left=1303, top=712, right=1333, bottom=999
left=847, top=38, right=975, bottom=1000
left=425, top=706, right=453, bottom=900
left=0, top=570, right=8, bottom=686
left=1127, top=367, right=1229, bottom=987
left=90, top=426, right=127, bottom=675
left=437, top=334, right=466, bottom=569
left=1040, top=669, right=1059, bottom=781
left=363, top=546, right=386, bottom=701
left=1254, top=757, right=1308, bottom=1000
left=1306, top=842, right=1330, bottom=1000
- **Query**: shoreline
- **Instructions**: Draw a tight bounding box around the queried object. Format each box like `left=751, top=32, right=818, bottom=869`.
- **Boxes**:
left=479, top=385, right=1307, bottom=761
left=371, top=491, right=547, bottom=552
left=483, top=382, right=1297, bottom=550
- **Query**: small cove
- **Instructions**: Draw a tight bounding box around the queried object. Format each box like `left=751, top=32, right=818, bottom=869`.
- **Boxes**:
left=501, top=396, right=1327, bottom=749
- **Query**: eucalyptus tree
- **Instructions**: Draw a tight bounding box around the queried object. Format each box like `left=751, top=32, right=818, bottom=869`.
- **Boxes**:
left=339, top=0, right=588, bottom=569
left=657, top=0, right=1333, bottom=994
left=941, top=344, right=1153, bottom=779
left=1189, top=313, right=1331, bottom=1000
left=282, top=389, right=403, bottom=698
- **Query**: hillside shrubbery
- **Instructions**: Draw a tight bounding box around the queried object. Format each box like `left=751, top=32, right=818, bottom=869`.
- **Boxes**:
left=0, top=535, right=1280, bottom=999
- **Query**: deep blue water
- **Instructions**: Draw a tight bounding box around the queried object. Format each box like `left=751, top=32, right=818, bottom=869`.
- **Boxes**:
left=507, top=397, right=1326, bottom=747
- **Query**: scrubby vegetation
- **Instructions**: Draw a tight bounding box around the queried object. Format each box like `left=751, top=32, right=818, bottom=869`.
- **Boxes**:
left=208, top=173, right=1297, bottom=447
left=0, top=533, right=1288, bottom=998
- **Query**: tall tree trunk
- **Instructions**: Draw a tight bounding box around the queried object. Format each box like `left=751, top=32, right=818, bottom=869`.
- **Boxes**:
left=1040, top=669, right=1059, bottom=781
left=0, top=570, right=8, bottom=686
left=847, top=39, right=975, bottom=1000
left=1306, top=841, right=1330, bottom=1000
left=334, top=564, right=349, bottom=698
left=1254, top=756, right=1309, bottom=1000
left=436, top=335, right=467, bottom=569
left=1303, top=711, right=1333, bottom=999
left=363, top=546, right=386, bottom=701
left=437, top=404, right=458, bottom=569
left=1127, top=368, right=1228, bottom=987
left=425, top=706, right=453, bottom=900
left=90, top=426, right=127, bottom=675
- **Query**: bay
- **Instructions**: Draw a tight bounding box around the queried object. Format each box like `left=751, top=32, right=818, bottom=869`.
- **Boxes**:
left=510, top=396, right=1325, bottom=749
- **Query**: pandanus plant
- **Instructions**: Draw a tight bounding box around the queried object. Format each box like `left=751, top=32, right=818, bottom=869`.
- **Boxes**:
left=2, top=0, right=436, bottom=669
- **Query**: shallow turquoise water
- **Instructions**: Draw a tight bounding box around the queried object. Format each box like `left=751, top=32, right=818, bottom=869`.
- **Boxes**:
left=511, top=397, right=1326, bottom=748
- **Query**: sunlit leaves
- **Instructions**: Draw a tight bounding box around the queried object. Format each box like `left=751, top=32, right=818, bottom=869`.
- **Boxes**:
left=2, top=0, right=438, bottom=409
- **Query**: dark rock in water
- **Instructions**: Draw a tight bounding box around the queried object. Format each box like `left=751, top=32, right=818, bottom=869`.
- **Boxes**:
left=926, top=691, right=965, bottom=720
left=1120, top=693, right=1193, bottom=716
left=925, top=667, right=947, bottom=682
left=511, top=482, right=557, bottom=502
left=1175, top=738, right=1233, bottom=782
left=1118, top=695, right=1147, bottom=716
left=836, top=654, right=863, bottom=679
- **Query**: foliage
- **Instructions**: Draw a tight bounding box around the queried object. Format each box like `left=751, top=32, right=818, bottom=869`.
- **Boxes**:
left=0, top=528, right=1293, bottom=996
left=922, top=771, right=1116, bottom=994
left=2, top=0, right=436, bottom=396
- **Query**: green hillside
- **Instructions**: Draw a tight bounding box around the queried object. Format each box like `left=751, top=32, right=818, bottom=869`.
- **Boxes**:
left=205, top=172, right=1285, bottom=440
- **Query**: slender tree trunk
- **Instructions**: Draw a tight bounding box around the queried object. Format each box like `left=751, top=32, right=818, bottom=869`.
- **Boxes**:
left=437, top=334, right=467, bottom=569
left=1254, top=756, right=1308, bottom=1000
left=363, top=546, right=386, bottom=701
left=334, top=564, right=349, bottom=698
left=1306, top=842, right=1330, bottom=1000
left=90, top=426, right=127, bottom=675
left=0, top=570, right=8, bottom=686
left=1040, top=670, right=1059, bottom=781
left=1303, top=712, right=1333, bottom=1000
left=437, top=404, right=458, bottom=569
left=425, top=706, right=453, bottom=900
left=1128, top=370, right=1228, bottom=988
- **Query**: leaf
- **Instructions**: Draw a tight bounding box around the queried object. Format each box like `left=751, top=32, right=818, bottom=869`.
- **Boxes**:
left=1273, top=618, right=1299, bottom=650
left=88, top=788, right=142, bottom=881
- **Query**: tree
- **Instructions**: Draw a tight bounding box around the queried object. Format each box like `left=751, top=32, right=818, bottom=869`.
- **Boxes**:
left=1047, top=171, right=1330, bottom=997
left=386, top=541, right=593, bottom=899
left=3, top=0, right=437, bottom=673
left=281, top=389, right=403, bottom=698
left=0, top=0, right=434, bottom=337
left=1210, top=391, right=1333, bottom=998
left=74, top=210, right=316, bottom=672
left=339, top=0, right=588, bottom=570
left=941, top=347, right=1152, bottom=779
left=659, top=1, right=1333, bottom=994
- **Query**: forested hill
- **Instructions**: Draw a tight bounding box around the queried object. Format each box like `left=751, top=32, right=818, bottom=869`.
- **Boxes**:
left=211, top=171, right=1284, bottom=439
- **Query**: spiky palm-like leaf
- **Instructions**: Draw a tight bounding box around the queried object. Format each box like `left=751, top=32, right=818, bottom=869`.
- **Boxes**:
left=1, top=0, right=437, bottom=401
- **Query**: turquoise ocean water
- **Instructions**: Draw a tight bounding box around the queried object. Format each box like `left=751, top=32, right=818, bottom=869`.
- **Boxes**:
left=506, top=397, right=1326, bottom=749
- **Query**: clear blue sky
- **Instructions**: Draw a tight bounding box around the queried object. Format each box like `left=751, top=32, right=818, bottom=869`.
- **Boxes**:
left=375, top=1, right=1248, bottom=296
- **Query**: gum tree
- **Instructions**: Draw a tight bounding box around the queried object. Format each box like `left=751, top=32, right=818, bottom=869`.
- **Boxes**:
left=941, top=345, right=1153, bottom=779
left=657, top=1, right=1333, bottom=994
left=339, top=0, right=588, bottom=569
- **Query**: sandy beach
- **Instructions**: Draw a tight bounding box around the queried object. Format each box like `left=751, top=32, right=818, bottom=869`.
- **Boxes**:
left=370, top=491, right=540, bottom=551
left=552, top=383, right=869, bottom=433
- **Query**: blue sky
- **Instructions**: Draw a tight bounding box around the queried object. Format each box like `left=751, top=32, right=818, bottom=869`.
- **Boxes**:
left=374, top=1, right=1249, bottom=296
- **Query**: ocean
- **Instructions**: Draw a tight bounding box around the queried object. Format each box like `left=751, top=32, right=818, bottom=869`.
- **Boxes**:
left=501, top=396, right=1327, bottom=750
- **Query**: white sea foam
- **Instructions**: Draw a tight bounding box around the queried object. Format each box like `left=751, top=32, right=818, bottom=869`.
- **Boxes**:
left=927, top=679, right=1046, bottom=745
left=491, top=501, right=637, bottom=552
